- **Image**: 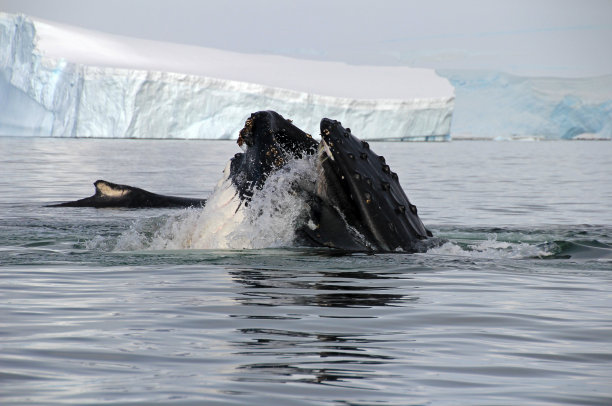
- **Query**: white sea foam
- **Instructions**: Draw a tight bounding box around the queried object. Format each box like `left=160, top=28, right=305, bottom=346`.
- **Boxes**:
left=426, top=233, right=553, bottom=260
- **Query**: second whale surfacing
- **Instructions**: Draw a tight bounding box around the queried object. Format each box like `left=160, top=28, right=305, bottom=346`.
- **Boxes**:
left=51, top=111, right=435, bottom=252
left=49, top=180, right=207, bottom=208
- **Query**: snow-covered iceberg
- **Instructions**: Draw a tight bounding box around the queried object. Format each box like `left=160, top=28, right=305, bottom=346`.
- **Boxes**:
left=439, top=70, right=612, bottom=140
left=0, top=13, right=454, bottom=140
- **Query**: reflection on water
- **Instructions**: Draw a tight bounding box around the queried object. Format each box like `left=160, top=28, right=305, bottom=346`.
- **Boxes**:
left=228, top=266, right=413, bottom=388
left=235, top=328, right=394, bottom=387
left=230, top=267, right=409, bottom=307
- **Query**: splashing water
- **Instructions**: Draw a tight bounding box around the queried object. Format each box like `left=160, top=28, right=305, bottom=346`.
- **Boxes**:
left=108, top=156, right=317, bottom=251
left=220, top=157, right=316, bottom=249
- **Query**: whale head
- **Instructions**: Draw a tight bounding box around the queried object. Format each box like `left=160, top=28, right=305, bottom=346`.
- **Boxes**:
left=304, top=118, right=432, bottom=252
left=230, top=110, right=318, bottom=202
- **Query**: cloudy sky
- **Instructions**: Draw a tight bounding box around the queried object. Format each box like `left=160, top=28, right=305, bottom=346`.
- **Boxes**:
left=2, top=0, right=611, bottom=77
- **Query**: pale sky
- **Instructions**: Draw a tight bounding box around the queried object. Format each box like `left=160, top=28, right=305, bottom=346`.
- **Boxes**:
left=1, top=0, right=611, bottom=77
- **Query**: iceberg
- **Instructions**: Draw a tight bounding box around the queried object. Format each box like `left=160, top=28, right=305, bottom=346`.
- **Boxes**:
left=439, top=70, right=612, bottom=140
left=0, top=13, right=454, bottom=140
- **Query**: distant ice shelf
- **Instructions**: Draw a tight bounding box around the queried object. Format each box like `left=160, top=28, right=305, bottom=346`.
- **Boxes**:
left=0, top=13, right=454, bottom=140
left=439, top=70, right=612, bottom=140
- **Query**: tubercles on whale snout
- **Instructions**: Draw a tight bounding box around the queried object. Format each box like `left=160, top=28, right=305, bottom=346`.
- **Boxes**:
left=314, top=115, right=432, bottom=251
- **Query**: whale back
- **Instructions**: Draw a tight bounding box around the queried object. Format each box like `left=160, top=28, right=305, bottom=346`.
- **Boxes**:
left=48, top=180, right=206, bottom=208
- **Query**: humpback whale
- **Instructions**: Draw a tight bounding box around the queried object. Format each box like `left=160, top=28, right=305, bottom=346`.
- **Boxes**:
left=303, top=118, right=432, bottom=252
left=50, top=111, right=433, bottom=252
left=48, top=180, right=206, bottom=208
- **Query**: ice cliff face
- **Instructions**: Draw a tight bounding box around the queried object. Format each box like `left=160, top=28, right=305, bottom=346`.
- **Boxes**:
left=439, top=70, right=612, bottom=140
left=0, top=13, right=454, bottom=140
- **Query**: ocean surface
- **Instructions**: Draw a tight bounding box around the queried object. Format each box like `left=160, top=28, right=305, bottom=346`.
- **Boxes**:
left=1, top=136, right=611, bottom=405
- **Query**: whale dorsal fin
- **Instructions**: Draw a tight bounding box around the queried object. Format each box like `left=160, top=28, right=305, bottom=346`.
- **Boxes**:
left=94, top=180, right=132, bottom=198
left=48, top=180, right=206, bottom=208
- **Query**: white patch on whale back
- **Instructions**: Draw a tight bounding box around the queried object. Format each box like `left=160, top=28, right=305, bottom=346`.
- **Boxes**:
left=96, top=181, right=130, bottom=197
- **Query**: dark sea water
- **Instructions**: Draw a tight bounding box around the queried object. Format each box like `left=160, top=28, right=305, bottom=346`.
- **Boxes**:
left=1, top=137, right=611, bottom=405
